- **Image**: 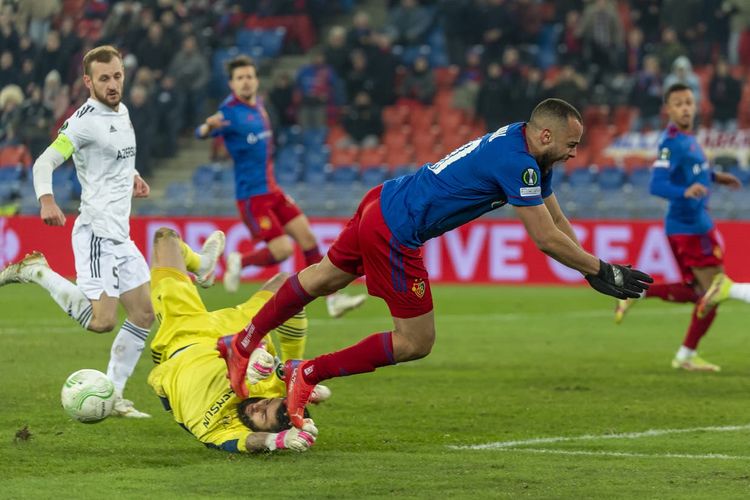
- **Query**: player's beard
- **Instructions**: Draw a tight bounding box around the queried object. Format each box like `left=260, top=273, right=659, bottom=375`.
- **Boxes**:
left=93, top=86, right=121, bottom=109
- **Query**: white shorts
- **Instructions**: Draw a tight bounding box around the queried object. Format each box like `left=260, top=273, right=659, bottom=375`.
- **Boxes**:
left=72, top=223, right=150, bottom=300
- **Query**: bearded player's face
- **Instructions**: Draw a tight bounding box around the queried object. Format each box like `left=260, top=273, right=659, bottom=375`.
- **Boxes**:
left=229, top=65, right=259, bottom=101
left=85, top=58, right=124, bottom=109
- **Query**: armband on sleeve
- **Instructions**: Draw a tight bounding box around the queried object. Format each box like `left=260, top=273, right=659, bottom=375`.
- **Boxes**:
left=51, top=134, right=75, bottom=160
left=32, top=145, right=67, bottom=199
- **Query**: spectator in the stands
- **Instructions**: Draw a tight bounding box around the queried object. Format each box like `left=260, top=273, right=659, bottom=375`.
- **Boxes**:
left=518, top=66, right=546, bottom=118
left=0, top=84, right=24, bottom=143
left=623, top=27, right=646, bottom=73
left=136, top=22, right=173, bottom=79
left=630, top=0, right=661, bottom=43
left=452, top=45, right=483, bottom=115
left=654, top=27, right=686, bottom=75
left=629, top=54, right=663, bottom=131
left=347, top=10, right=374, bottom=52
left=0, top=51, right=16, bottom=89
left=168, top=34, right=210, bottom=131
left=398, top=55, right=436, bottom=105
left=16, top=35, right=37, bottom=64
left=368, top=33, right=398, bottom=107
left=0, top=14, right=20, bottom=55
left=548, top=64, right=588, bottom=112
left=340, top=90, right=383, bottom=148
left=128, top=84, right=156, bottom=176
left=17, top=0, right=60, bottom=47
left=324, top=25, right=350, bottom=78
left=58, top=17, right=82, bottom=72
left=344, top=49, right=376, bottom=102
left=101, top=0, right=142, bottom=47
left=559, top=9, right=583, bottom=67
left=709, top=58, right=742, bottom=132
left=42, top=70, right=69, bottom=121
left=480, top=0, right=513, bottom=60
left=16, top=84, right=53, bottom=158
left=384, top=0, right=434, bottom=48
left=160, top=10, right=183, bottom=54
left=152, top=75, right=182, bottom=158
left=437, top=0, right=481, bottom=65
left=295, top=51, right=341, bottom=130
left=269, top=72, right=297, bottom=128
left=476, top=62, right=509, bottom=131
left=34, top=30, right=66, bottom=85
left=664, top=56, right=701, bottom=107
left=579, top=0, right=624, bottom=81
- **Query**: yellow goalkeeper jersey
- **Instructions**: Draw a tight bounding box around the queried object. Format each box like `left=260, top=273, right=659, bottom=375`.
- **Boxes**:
left=146, top=268, right=285, bottom=452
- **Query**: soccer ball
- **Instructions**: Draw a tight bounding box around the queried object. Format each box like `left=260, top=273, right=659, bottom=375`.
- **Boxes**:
left=60, top=369, right=116, bottom=423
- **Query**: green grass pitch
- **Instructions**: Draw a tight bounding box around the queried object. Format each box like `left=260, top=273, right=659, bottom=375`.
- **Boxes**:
left=2, top=283, right=750, bottom=498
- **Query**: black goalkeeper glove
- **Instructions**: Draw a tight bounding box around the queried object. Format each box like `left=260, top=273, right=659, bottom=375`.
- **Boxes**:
left=585, top=260, right=654, bottom=300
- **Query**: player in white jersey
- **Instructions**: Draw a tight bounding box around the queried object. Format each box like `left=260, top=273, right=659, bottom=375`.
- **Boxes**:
left=0, top=46, right=223, bottom=418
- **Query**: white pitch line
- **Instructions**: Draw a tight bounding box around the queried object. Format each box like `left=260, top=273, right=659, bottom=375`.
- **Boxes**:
left=450, top=423, right=750, bottom=450
left=494, top=447, right=750, bottom=461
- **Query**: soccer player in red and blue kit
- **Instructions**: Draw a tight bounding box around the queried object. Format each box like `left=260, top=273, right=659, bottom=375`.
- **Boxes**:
left=218, top=98, right=653, bottom=427
left=196, top=55, right=364, bottom=318
left=614, top=83, right=750, bottom=372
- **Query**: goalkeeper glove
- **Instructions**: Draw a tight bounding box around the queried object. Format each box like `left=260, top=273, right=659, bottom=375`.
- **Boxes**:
left=246, top=344, right=275, bottom=385
left=265, top=419, right=318, bottom=452
left=585, top=259, right=653, bottom=299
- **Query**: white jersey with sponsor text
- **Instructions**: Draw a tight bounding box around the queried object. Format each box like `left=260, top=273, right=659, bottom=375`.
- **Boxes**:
left=61, top=98, right=136, bottom=242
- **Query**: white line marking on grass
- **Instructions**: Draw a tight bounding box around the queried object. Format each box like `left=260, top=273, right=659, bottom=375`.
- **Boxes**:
left=449, top=423, right=750, bottom=450
left=495, top=448, right=750, bottom=461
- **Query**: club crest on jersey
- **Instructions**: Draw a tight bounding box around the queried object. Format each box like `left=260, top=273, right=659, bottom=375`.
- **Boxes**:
left=522, top=168, right=538, bottom=186
left=259, top=216, right=272, bottom=230
left=659, top=148, right=670, bottom=161
left=713, top=246, right=723, bottom=259
left=411, top=279, right=426, bottom=299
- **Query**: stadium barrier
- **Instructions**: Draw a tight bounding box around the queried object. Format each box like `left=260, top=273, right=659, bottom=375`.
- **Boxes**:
left=2, top=216, right=749, bottom=283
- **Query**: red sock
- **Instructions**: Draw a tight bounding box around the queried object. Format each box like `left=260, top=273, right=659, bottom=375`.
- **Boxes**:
left=301, top=332, right=395, bottom=385
left=645, top=283, right=699, bottom=303
left=241, top=247, right=279, bottom=268
left=234, top=273, right=314, bottom=357
left=682, top=305, right=718, bottom=350
left=303, top=246, right=323, bottom=266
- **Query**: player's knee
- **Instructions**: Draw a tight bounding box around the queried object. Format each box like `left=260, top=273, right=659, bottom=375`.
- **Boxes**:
left=273, top=241, right=294, bottom=261
left=132, top=309, right=155, bottom=329
left=88, top=317, right=116, bottom=333
left=394, top=327, right=435, bottom=362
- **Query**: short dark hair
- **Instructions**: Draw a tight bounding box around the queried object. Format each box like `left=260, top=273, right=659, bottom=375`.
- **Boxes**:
left=226, top=55, right=256, bottom=79
left=529, top=98, right=582, bottom=128
left=663, top=83, right=692, bottom=103
left=237, top=397, right=311, bottom=432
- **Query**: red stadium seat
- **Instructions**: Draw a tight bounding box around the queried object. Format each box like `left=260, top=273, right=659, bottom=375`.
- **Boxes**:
left=564, top=148, right=590, bottom=170
left=437, top=109, right=465, bottom=132
left=358, top=146, right=386, bottom=168
left=383, top=105, right=409, bottom=129
left=434, top=89, right=455, bottom=111
left=326, top=126, right=346, bottom=147
left=383, top=126, right=412, bottom=150
left=330, top=146, right=359, bottom=166
left=409, top=106, right=437, bottom=129
left=613, top=106, right=637, bottom=136
left=385, top=146, right=415, bottom=168
left=434, top=66, right=459, bottom=89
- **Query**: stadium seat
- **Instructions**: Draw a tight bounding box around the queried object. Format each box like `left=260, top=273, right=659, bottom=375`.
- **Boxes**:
left=567, top=166, right=597, bottom=188
left=0, top=165, right=23, bottom=182
left=628, top=167, right=652, bottom=188
left=329, top=165, right=359, bottom=185
left=384, top=128, right=411, bottom=150
left=302, top=165, right=328, bottom=186
left=236, top=29, right=262, bottom=51
left=216, top=167, right=235, bottom=186
left=391, top=165, right=418, bottom=179
left=302, top=128, right=328, bottom=149
left=192, top=164, right=218, bottom=188
left=165, top=181, right=193, bottom=200
left=260, top=28, right=286, bottom=58
left=361, top=166, right=388, bottom=187
left=358, top=147, right=386, bottom=168
left=383, top=106, right=409, bottom=128
left=330, top=146, right=359, bottom=166
left=385, top=146, right=414, bottom=168
left=550, top=170, right=566, bottom=191
left=598, top=167, right=626, bottom=191
left=728, top=165, right=750, bottom=186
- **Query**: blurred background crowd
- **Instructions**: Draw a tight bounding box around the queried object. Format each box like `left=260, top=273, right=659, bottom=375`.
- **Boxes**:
left=1, top=0, right=750, bottom=218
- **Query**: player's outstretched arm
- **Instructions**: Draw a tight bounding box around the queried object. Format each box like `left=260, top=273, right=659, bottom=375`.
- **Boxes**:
left=33, top=141, right=70, bottom=226
left=514, top=204, right=652, bottom=299
left=195, top=112, right=230, bottom=139
left=543, top=193, right=580, bottom=246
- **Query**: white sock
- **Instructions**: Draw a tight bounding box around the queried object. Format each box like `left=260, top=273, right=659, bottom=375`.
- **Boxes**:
left=676, top=346, right=696, bottom=361
left=106, top=320, right=150, bottom=394
left=29, top=266, right=92, bottom=329
left=728, top=283, right=750, bottom=303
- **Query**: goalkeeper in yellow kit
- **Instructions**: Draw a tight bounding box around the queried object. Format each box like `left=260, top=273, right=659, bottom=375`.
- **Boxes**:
left=146, top=227, right=326, bottom=453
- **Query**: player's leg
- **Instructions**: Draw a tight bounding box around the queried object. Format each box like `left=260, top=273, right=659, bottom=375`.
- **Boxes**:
left=257, top=272, right=309, bottom=362
left=673, top=265, right=722, bottom=372
left=283, top=209, right=366, bottom=318
left=151, top=226, right=225, bottom=287
left=698, top=273, right=750, bottom=318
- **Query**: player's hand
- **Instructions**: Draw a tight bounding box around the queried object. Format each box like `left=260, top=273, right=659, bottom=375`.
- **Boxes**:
left=39, top=194, right=66, bottom=226
left=585, top=260, right=653, bottom=300
left=266, top=419, right=318, bottom=452
left=205, top=112, right=230, bottom=131
left=133, top=175, right=150, bottom=198
left=714, top=171, right=742, bottom=190
left=684, top=182, right=708, bottom=199
left=246, top=345, right=275, bottom=384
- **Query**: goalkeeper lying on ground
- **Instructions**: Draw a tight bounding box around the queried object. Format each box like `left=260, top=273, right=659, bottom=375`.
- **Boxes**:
left=147, top=227, right=327, bottom=453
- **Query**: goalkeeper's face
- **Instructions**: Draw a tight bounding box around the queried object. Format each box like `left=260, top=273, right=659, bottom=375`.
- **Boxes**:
left=86, top=59, right=125, bottom=109
left=229, top=65, right=259, bottom=102
left=239, top=397, right=287, bottom=432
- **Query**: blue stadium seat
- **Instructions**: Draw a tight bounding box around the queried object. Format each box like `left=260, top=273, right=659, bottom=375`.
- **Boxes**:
left=303, top=145, right=330, bottom=171
left=192, top=164, right=218, bottom=188
left=391, top=165, right=417, bottom=179
left=277, top=126, right=303, bottom=146
left=550, top=170, right=566, bottom=191
left=165, top=181, right=193, bottom=200
left=302, top=128, right=328, bottom=150
left=0, top=165, right=23, bottom=182
left=598, top=167, right=626, bottom=190
left=216, top=167, right=234, bottom=186
left=330, top=165, right=359, bottom=185
left=0, top=182, right=14, bottom=203
left=260, top=28, right=286, bottom=58
left=567, top=167, right=597, bottom=188
left=302, top=166, right=328, bottom=186
left=628, top=167, right=652, bottom=188
left=236, top=29, right=261, bottom=51
left=728, top=165, right=750, bottom=186
left=211, top=47, right=241, bottom=97
left=361, top=166, right=388, bottom=187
